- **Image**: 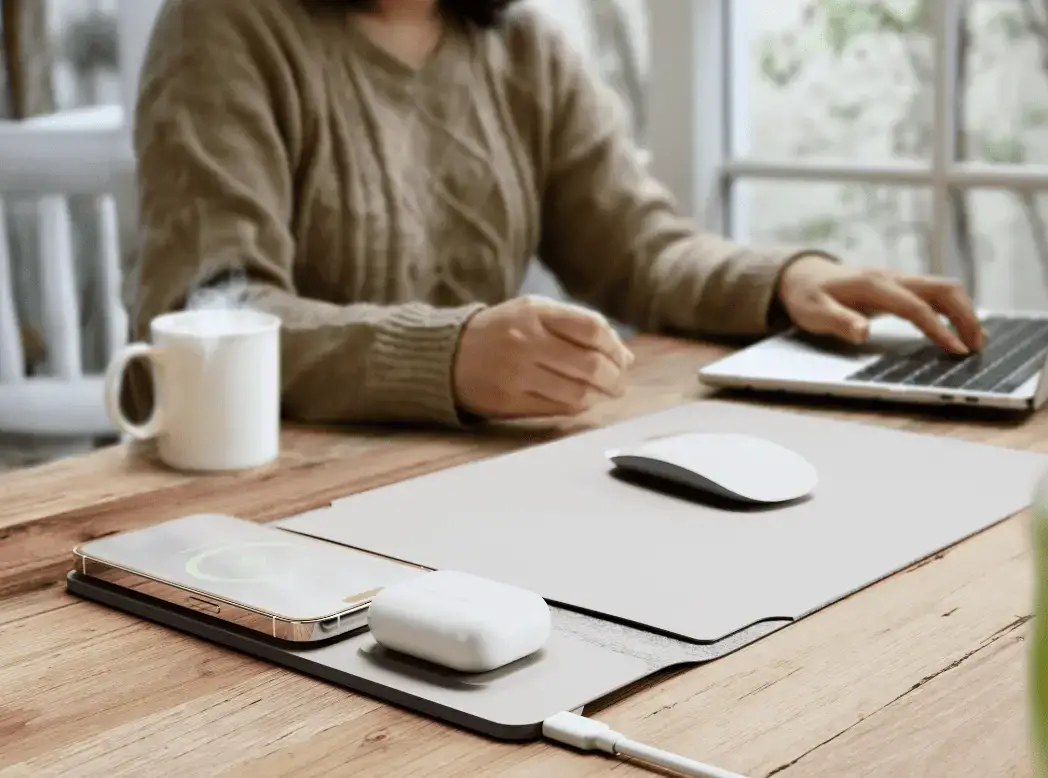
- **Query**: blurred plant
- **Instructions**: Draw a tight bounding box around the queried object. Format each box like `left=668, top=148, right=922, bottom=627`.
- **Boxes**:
left=758, top=0, right=1048, bottom=299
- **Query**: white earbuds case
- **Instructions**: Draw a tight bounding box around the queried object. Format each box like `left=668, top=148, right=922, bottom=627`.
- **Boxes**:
left=366, top=570, right=551, bottom=673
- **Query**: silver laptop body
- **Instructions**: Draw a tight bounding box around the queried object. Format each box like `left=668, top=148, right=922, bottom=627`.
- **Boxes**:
left=698, top=310, right=1048, bottom=412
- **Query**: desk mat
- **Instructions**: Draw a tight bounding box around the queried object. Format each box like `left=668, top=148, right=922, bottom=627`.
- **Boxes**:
left=66, top=571, right=786, bottom=740
left=278, top=401, right=1048, bottom=644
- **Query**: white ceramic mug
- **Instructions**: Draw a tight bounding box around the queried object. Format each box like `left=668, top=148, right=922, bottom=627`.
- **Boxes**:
left=104, top=309, right=281, bottom=472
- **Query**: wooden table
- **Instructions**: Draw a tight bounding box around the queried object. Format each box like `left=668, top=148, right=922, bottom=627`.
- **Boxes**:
left=0, top=336, right=1042, bottom=777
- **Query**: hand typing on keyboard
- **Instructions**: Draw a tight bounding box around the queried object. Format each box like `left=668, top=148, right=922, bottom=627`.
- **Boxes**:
left=777, top=256, right=984, bottom=355
left=847, top=317, right=1048, bottom=394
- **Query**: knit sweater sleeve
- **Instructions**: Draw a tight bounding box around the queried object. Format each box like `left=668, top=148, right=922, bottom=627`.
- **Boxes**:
left=127, top=0, right=482, bottom=426
left=521, top=12, right=827, bottom=337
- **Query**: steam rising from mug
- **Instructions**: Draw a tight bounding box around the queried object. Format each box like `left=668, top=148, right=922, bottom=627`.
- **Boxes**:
left=185, top=268, right=251, bottom=315
left=181, top=269, right=263, bottom=354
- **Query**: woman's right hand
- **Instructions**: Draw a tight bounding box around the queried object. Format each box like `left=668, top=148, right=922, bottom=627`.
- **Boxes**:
left=453, top=296, right=635, bottom=419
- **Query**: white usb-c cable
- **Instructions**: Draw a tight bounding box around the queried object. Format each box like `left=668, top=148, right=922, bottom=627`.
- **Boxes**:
left=542, top=711, right=750, bottom=778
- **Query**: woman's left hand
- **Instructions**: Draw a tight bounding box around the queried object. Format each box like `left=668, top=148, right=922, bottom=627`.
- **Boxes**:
left=777, top=255, right=986, bottom=355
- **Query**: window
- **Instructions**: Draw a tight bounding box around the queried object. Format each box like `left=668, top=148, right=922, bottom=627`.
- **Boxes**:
left=647, top=0, right=1048, bottom=310
left=47, top=0, right=122, bottom=112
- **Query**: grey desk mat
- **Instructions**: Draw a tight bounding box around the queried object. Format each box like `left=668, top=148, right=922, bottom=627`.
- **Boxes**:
left=66, top=571, right=785, bottom=740
left=279, top=401, right=1048, bottom=644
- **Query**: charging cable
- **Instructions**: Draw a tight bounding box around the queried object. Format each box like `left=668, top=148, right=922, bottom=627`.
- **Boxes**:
left=543, top=711, right=749, bottom=778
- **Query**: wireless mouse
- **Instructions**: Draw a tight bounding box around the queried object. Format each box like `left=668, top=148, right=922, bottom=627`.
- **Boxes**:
left=606, top=432, right=817, bottom=504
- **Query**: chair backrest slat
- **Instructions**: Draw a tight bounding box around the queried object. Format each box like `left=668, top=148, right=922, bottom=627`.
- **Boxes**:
left=36, top=195, right=83, bottom=380
left=95, top=193, right=128, bottom=360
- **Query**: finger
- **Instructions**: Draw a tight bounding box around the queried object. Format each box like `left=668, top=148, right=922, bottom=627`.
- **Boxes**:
left=535, top=335, right=625, bottom=397
left=898, top=276, right=985, bottom=351
left=796, top=293, right=870, bottom=345
left=533, top=301, right=633, bottom=368
left=856, top=278, right=970, bottom=354
left=527, top=363, right=601, bottom=414
left=540, top=305, right=630, bottom=366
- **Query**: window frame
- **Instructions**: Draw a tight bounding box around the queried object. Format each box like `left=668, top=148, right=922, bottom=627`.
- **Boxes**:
left=646, top=0, right=1048, bottom=279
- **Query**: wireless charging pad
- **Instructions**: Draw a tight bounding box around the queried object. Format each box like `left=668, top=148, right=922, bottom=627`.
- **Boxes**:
left=66, top=570, right=786, bottom=740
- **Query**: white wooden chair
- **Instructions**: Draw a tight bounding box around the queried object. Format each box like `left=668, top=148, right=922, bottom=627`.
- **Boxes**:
left=0, top=1, right=160, bottom=453
left=0, top=105, right=128, bottom=438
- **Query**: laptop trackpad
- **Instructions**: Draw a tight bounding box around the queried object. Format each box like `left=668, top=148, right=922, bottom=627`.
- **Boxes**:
left=704, top=315, right=935, bottom=382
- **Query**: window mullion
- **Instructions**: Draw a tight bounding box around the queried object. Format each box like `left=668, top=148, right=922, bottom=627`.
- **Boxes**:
left=725, top=0, right=749, bottom=242
left=931, top=0, right=962, bottom=278
left=722, top=159, right=933, bottom=186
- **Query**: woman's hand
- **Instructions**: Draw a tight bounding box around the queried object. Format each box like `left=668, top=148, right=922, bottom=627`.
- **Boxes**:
left=777, top=255, right=986, bottom=354
left=453, top=296, right=634, bottom=420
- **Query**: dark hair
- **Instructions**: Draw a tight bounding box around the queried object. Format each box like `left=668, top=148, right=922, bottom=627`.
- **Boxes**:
left=307, top=0, right=521, bottom=29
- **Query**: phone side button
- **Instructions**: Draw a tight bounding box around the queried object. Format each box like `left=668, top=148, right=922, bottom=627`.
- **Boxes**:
left=185, top=596, right=221, bottom=615
left=318, top=616, right=341, bottom=633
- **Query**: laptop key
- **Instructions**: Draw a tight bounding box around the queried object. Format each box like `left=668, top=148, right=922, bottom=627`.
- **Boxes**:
left=849, top=347, right=928, bottom=383
left=992, top=352, right=1048, bottom=394
left=963, top=334, right=1048, bottom=392
left=932, top=320, right=1044, bottom=390
left=903, top=353, right=971, bottom=387
left=932, top=355, right=992, bottom=389
left=846, top=316, right=1048, bottom=394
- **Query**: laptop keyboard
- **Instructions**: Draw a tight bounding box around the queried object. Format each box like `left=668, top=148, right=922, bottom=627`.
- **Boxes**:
left=846, top=316, right=1048, bottom=394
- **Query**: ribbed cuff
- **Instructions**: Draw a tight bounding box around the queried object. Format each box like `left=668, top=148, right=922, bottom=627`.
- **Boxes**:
left=365, top=302, right=486, bottom=427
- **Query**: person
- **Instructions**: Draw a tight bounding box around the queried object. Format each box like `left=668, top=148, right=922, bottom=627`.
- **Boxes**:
left=125, top=0, right=984, bottom=426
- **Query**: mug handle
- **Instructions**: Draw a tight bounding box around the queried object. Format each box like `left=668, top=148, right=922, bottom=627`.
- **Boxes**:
left=104, top=342, right=165, bottom=440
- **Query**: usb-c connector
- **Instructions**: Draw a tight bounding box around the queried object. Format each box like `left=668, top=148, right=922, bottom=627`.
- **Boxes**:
left=542, top=711, right=749, bottom=778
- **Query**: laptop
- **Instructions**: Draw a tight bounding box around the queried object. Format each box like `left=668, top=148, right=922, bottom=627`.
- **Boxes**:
left=698, top=311, right=1048, bottom=412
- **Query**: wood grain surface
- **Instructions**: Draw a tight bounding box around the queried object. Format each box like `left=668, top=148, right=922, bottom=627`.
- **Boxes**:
left=0, top=335, right=1042, bottom=777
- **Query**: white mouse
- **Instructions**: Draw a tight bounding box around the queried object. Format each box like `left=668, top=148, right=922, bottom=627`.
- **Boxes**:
left=606, top=432, right=817, bottom=504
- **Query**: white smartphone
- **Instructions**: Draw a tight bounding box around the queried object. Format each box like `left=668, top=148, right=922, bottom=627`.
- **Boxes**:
left=73, top=513, right=425, bottom=642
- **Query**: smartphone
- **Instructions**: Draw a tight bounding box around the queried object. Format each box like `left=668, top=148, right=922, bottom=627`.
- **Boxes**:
left=73, top=513, right=425, bottom=642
